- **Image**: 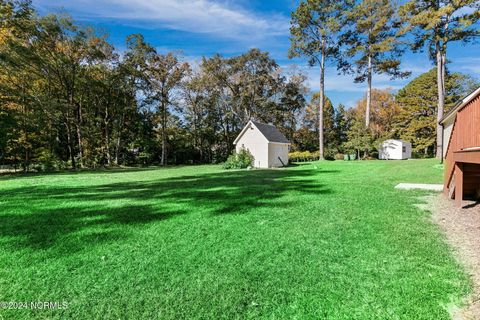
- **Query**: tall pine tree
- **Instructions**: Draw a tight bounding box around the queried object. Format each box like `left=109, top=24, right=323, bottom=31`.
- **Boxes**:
left=289, top=0, right=353, bottom=159
left=399, top=0, right=480, bottom=159
left=341, top=0, right=409, bottom=128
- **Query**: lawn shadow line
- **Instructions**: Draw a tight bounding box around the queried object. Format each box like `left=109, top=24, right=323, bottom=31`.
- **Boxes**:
left=0, top=168, right=332, bottom=255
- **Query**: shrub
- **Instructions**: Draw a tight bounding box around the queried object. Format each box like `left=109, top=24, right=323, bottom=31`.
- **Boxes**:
left=223, top=148, right=254, bottom=169
left=334, top=153, right=344, bottom=160
left=138, top=151, right=153, bottom=166
left=37, top=149, right=58, bottom=171
left=289, top=151, right=310, bottom=162
left=311, top=150, right=321, bottom=159
left=324, top=148, right=337, bottom=161
left=32, top=164, right=44, bottom=172
left=288, top=150, right=322, bottom=162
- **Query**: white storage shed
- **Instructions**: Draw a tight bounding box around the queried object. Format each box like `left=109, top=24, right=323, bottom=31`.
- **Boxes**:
left=379, top=139, right=412, bottom=160
left=233, top=120, right=290, bottom=168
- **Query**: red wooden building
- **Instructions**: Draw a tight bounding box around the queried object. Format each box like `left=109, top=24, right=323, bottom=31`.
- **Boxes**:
left=441, top=86, right=480, bottom=207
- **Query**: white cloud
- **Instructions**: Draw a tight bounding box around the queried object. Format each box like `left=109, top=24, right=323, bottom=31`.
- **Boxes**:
left=401, top=62, right=432, bottom=75
left=295, top=65, right=408, bottom=93
left=33, top=0, right=289, bottom=41
left=452, top=4, right=479, bottom=18
left=450, top=57, right=480, bottom=75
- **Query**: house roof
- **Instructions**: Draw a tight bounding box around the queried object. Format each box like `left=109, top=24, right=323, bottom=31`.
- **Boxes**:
left=234, top=120, right=290, bottom=145
left=251, top=121, right=290, bottom=143
left=383, top=139, right=410, bottom=144
left=381, top=139, right=411, bottom=145
left=440, top=86, right=480, bottom=125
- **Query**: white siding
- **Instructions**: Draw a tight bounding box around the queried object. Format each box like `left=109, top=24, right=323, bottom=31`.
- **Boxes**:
left=235, top=123, right=269, bottom=168
left=379, top=140, right=412, bottom=160
left=442, top=118, right=455, bottom=158
left=268, top=143, right=289, bottom=167
left=402, top=142, right=412, bottom=159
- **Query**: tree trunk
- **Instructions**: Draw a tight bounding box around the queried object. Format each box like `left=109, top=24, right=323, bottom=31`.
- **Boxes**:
left=436, top=44, right=445, bottom=161
left=193, top=107, right=198, bottom=162
left=114, top=135, right=121, bottom=166
left=366, top=54, right=372, bottom=128
left=318, top=38, right=326, bottom=160
left=75, top=100, right=84, bottom=168
left=161, top=129, right=166, bottom=166
left=23, top=123, right=29, bottom=172
left=105, top=132, right=111, bottom=166
left=160, top=101, right=167, bottom=166
left=21, top=95, right=29, bottom=172
left=68, top=66, right=81, bottom=168
left=114, top=108, right=125, bottom=166
left=104, top=112, right=111, bottom=167
left=65, top=120, right=76, bottom=169
left=75, top=122, right=84, bottom=168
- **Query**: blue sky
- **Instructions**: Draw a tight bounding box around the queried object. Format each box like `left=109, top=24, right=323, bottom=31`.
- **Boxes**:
left=32, top=0, right=479, bottom=109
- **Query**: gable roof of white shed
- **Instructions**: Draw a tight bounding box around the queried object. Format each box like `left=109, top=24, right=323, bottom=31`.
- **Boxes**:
left=234, top=120, right=290, bottom=145
left=382, top=139, right=410, bottom=145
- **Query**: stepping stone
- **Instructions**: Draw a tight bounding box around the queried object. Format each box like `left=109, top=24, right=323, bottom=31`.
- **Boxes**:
left=395, top=183, right=443, bottom=191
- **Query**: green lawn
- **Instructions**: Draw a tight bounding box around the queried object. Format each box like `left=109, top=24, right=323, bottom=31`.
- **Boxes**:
left=0, top=159, right=470, bottom=319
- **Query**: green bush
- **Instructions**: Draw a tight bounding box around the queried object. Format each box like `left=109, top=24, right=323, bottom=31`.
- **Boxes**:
left=223, top=148, right=254, bottom=169
left=36, top=149, right=57, bottom=171
left=288, top=150, right=321, bottom=162
left=289, top=151, right=309, bottom=162
left=324, top=148, right=337, bottom=161
left=334, top=153, right=344, bottom=160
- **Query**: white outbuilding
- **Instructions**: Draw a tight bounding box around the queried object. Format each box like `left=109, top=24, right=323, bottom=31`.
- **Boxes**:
left=233, top=120, right=290, bottom=168
left=379, top=139, right=412, bottom=160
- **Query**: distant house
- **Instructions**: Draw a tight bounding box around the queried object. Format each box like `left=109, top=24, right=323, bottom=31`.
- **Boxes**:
left=378, top=139, right=412, bottom=160
left=441, top=86, right=480, bottom=207
left=233, top=120, right=290, bottom=168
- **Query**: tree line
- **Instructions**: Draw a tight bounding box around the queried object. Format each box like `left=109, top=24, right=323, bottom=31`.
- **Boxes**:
left=288, top=66, right=477, bottom=161
left=0, top=0, right=479, bottom=171
left=0, top=0, right=307, bottom=170
left=337, top=70, right=478, bottom=159
left=290, top=0, right=479, bottom=159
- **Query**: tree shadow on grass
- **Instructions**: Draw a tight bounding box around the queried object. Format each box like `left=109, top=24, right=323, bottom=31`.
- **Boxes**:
left=0, top=168, right=333, bottom=254
left=0, top=165, right=196, bottom=182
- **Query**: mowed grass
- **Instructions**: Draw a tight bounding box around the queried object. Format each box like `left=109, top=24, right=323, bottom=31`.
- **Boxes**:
left=0, top=159, right=470, bottom=319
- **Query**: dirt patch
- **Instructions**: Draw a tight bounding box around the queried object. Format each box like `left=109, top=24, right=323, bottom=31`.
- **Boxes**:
left=421, top=194, right=480, bottom=319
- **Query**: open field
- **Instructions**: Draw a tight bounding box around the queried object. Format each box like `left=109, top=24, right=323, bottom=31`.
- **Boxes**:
left=0, top=160, right=470, bottom=319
